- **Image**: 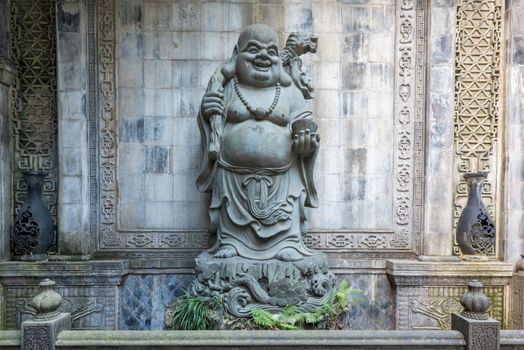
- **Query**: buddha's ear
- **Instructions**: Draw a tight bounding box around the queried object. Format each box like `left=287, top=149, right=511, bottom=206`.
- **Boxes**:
left=221, top=45, right=238, bottom=80
left=279, top=67, right=293, bottom=87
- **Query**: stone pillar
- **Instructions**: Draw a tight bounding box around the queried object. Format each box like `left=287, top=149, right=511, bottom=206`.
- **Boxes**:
left=503, top=0, right=524, bottom=265
left=451, top=280, right=500, bottom=350
left=56, top=0, right=92, bottom=256
left=0, top=0, right=15, bottom=262
left=21, top=279, right=71, bottom=350
left=422, top=0, right=456, bottom=257
left=505, top=0, right=524, bottom=330
left=510, top=258, right=524, bottom=329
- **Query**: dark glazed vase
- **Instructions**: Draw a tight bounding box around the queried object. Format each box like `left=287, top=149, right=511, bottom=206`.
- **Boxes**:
left=456, top=172, right=496, bottom=256
left=13, top=171, right=54, bottom=260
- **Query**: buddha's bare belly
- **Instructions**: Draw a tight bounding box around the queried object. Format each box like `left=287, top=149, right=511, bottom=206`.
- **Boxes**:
left=221, top=120, right=294, bottom=169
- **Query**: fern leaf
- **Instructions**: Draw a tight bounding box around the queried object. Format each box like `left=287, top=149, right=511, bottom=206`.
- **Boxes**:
left=251, top=308, right=275, bottom=329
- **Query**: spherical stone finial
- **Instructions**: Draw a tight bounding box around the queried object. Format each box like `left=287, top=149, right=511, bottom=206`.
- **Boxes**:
left=516, top=254, right=524, bottom=272
left=460, top=279, right=491, bottom=320
left=31, top=278, right=63, bottom=321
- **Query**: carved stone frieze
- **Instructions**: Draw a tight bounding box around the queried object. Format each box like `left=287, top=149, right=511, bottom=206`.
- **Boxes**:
left=387, top=260, right=513, bottom=330
left=22, top=326, right=49, bottom=350
left=0, top=261, right=128, bottom=330
left=471, top=324, right=499, bottom=350
left=510, top=272, right=524, bottom=329
left=452, top=0, right=503, bottom=255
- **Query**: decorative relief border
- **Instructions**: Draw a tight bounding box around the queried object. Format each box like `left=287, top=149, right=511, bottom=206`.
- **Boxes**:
left=88, top=0, right=98, bottom=239
left=92, top=1, right=425, bottom=254
left=396, top=285, right=505, bottom=330
left=97, top=0, right=118, bottom=250
left=5, top=285, right=117, bottom=330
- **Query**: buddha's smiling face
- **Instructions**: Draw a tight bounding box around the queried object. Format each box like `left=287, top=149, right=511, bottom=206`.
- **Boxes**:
left=235, top=25, right=281, bottom=88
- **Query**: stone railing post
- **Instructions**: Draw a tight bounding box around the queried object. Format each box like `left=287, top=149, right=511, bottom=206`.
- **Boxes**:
left=21, top=279, right=71, bottom=350
left=452, top=280, right=500, bottom=350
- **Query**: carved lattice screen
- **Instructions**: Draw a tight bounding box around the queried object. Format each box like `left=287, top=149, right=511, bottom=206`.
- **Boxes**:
left=453, top=0, right=503, bottom=255
left=9, top=0, right=58, bottom=254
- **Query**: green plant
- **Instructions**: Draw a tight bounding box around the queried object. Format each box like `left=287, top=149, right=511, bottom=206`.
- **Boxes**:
left=165, top=292, right=224, bottom=330
left=250, top=279, right=365, bottom=330
left=165, top=279, right=365, bottom=330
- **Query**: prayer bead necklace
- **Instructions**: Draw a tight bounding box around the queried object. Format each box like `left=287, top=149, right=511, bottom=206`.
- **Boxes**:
left=233, top=78, right=281, bottom=120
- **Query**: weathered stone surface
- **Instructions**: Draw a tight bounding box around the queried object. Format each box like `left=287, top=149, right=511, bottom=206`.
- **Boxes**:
left=451, top=312, right=500, bottom=350
left=55, top=329, right=467, bottom=349
left=56, top=0, right=90, bottom=257
left=22, top=313, right=71, bottom=350
left=0, top=261, right=128, bottom=330
left=120, top=274, right=193, bottom=330
left=387, top=260, right=513, bottom=330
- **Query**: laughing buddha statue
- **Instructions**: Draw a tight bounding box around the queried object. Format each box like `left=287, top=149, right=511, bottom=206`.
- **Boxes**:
left=191, top=24, right=334, bottom=316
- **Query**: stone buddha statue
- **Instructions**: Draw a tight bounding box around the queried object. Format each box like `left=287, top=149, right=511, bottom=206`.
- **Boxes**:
left=197, top=24, right=319, bottom=262
left=191, top=24, right=333, bottom=317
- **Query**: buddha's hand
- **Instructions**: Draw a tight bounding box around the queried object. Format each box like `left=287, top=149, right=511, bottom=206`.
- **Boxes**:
left=201, top=87, right=224, bottom=121
left=292, top=129, right=320, bottom=156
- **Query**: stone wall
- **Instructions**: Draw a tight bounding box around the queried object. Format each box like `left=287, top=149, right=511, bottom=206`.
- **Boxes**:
left=504, top=0, right=524, bottom=264
left=56, top=0, right=91, bottom=256
left=506, top=0, right=524, bottom=330
left=0, top=0, right=14, bottom=261
left=118, top=270, right=395, bottom=330
left=0, top=76, right=12, bottom=262
left=74, top=0, right=427, bottom=264
left=423, top=0, right=456, bottom=256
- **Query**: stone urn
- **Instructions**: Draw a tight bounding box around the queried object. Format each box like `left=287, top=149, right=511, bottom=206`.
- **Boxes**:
left=31, top=279, right=63, bottom=320
left=13, top=170, right=54, bottom=260
left=460, top=280, right=491, bottom=320
left=456, top=172, right=496, bottom=256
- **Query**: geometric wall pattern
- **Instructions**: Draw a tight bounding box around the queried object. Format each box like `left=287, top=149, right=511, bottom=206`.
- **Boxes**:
left=9, top=0, right=58, bottom=254
left=453, top=0, right=503, bottom=255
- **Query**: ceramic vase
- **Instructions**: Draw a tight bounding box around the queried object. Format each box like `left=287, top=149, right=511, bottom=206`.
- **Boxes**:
left=12, top=170, right=54, bottom=260
left=456, top=172, right=496, bottom=256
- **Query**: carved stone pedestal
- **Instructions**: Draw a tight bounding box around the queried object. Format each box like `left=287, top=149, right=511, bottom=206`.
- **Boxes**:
left=510, top=260, right=524, bottom=329
left=386, top=260, right=513, bottom=330
left=21, top=312, right=70, bottom=350
left=189, top=253, right=334, bottom=317
left=452, top=313, right=500, bottom=350
left=0, top=260, right=129, bottom=330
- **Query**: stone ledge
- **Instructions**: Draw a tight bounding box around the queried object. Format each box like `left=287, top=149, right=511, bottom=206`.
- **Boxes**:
left=386, top=259, right=514, bottom=286
left=0, top=260, right=129, bottom=286
left=0, top=330, right=20, bottom=347
left=56, top=330, right=466, bottom=349
left=500, top=330, right=524, bottom=346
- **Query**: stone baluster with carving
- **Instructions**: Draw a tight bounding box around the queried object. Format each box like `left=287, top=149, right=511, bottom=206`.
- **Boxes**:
left=21, top=279, right=71, bottom=350
left=452, top=280, right=500, bottom=350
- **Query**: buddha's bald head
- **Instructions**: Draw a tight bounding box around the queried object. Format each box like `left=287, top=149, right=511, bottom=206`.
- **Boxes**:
left=237, top=24, right=279, bottom=51
left=233, top=24, right=282, bottom=88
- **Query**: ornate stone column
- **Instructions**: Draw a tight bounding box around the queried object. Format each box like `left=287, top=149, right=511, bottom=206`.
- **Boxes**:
left=21, top=279, right=71, bottom=350
left=452, top=280, right=500, bottom=350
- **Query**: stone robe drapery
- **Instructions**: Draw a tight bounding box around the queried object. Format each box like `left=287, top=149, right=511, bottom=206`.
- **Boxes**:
left=196, top=84, right=318, bottom=260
